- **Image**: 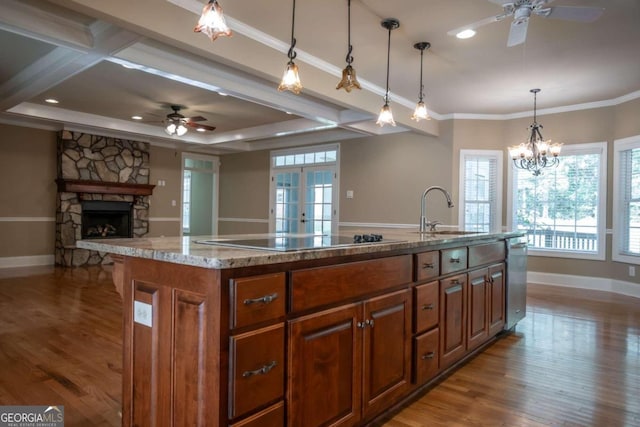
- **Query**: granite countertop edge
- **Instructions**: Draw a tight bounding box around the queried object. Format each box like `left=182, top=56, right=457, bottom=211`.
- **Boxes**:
left=77, top=230, right=524, bottom=269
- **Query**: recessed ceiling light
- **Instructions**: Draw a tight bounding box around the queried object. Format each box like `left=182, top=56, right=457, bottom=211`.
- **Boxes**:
left=456, top=29, right=476, bottom=39
left=218, top=92, right=228, bottom=97
left=131, top=115, right=143, bottom=120
left=196, top=127, right=206, bottom=132
left=45, top=98, right=59, bottom=104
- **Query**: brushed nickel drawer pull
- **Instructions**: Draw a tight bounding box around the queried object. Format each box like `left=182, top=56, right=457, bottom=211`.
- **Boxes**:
left=365, top=319, right=375, bottom=328
left=357, top=321, right=366, bottom=328
left=243, top=292, right=278, bottom=305
left=242, top=360, right=277, bottom=378
left=421, top=303, right=434, bottom=310
left=449, top=257, right=460, bottom=263
left=422, top=262, right=435, bottom=269
left=421, top=352, right=435, bottom=360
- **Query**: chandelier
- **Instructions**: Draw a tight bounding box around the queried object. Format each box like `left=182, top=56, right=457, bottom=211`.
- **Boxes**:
left=509, top=88, right=562, bottom=176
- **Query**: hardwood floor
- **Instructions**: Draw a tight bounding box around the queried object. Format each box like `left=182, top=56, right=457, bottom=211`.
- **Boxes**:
left=0, top=266, right=638, bottom=426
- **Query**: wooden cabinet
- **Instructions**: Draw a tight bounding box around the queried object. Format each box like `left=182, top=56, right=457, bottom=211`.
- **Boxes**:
left=230, top=273, right=286, bottom=329
left=414, top=328, right=439, bottom=384
left=466, top=262, right=506, bottom=352
left=288, top=290, right=411, bottom=427
left=415, top=250, right=439, bottom=282
left=440, top=247, right=468, bottom=275
left=439, top=273, right=467, bottom=369
left=414, top=281, right=439, bottom=333
left=488, top=263, right=505, bottom=336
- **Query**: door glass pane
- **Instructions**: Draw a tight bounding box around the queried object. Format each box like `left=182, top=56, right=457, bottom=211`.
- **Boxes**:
left=305, top=169, right=333, bottom=235
left=275, top=171, right=300, bottom=234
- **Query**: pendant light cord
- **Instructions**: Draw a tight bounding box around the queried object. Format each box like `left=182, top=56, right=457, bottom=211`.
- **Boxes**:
left=419, top=48, right=424, bottom=102
left=287, top=0, right=297, bottom=61
left=384, top=25, right=391, bottom=104
left=345, top=0, right=354, bottom=65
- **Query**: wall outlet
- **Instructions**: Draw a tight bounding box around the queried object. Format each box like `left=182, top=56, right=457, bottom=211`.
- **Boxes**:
left=171, top=200, right=177, bottom=206
left=630, top=266, right=636, bottom=277
left=134, top=301, right=153, bottom=327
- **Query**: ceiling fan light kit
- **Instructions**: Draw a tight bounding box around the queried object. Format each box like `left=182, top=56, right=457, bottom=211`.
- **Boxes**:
left=162, top=105, right=216, bottom=137
left=194, top=0, right=232, bottom=41
left=509, top=89, right=562, bottom=176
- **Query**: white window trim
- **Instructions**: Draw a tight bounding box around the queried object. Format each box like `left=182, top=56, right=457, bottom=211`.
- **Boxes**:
left=180, top=152, right=220, bottom=237
left=458, top=149, right=503, bottom=232
left=269, top=144, right=340, bottom=234
left=508, top=141, right=607, bottom=261
left=612, top=135, right=640, bottom=265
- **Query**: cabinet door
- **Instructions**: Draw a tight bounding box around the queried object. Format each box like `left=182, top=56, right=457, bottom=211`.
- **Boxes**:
left=414, top=327, right=439, bottom=385
left=467, top=269, right=489, bottom=351
left=288, top=304, right=362, bottom=427
left=488, top=263, right=505, bottom=336
left=439, top=274, right=467, bottom=369
left=362, top=289, right=411, bottom=420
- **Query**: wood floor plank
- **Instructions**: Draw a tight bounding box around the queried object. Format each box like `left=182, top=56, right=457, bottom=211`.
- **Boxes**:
left=1, top=266, right=639, bottom=426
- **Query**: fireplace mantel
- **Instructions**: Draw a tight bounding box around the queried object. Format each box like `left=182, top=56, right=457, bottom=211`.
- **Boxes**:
left=56, top=179, right=155, bottom=196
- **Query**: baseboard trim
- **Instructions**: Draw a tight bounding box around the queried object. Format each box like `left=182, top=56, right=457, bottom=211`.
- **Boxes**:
left=528, top=271, right=640, bottom=299
left=0, top=255, right=55, bottom=269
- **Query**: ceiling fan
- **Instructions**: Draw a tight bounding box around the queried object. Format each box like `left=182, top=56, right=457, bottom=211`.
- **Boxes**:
left=448, top=0, right=605, bottom=47
left=162, top=105, right=216, bottom=136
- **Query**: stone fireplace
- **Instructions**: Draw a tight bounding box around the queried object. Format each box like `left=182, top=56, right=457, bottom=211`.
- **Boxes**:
left=55, top=130, right=154, bottom=267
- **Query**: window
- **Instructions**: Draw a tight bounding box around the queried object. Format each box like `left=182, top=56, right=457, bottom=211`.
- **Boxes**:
left=510, top=142, right=607, bottom=260
left=459, top=150, right=503, bottom=232
left=613, top=135, right=640, bottom=264
left=270, top=144, right=339, bottom=235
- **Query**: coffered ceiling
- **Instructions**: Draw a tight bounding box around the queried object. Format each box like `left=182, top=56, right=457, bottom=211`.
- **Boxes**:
left=0, top=0, right=638, bottom=153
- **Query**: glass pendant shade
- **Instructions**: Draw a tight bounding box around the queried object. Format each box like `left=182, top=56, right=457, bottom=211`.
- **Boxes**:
left=411, top=101, right=430, bottom=121
left=336, top=65, right=361, bottom=92
left=278, top=61, right=303, bottom=94
left=194, top=0, right=232, bottom=41
left=376, top=103, right=395, bottom=127
left=164, top=119, right=189, bottom=136
left=509, top=89, right=562, bottom=176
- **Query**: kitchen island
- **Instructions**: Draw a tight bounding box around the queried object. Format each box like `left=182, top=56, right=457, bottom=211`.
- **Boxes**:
left=79, top=229, right=524, bottom=427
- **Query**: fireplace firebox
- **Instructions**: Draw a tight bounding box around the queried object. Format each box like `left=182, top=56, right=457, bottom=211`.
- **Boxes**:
left=81, top=201, right=133, bottom=239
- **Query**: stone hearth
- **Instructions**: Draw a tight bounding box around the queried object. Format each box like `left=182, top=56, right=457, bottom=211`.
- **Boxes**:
left=55, top=130, right=152, bottom=267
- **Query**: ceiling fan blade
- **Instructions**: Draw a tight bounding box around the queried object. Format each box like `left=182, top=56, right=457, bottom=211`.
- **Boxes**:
left=488, top=0, right=513, bottom=5
left=186, top=122, right=216, bottom=131
left=507, top=18, right=529, bottom=47
left=539, top=6, right=604, bottom=22
left=185, top=116, right=207, bottom=122
left=447, top=15, right=504, bottom=36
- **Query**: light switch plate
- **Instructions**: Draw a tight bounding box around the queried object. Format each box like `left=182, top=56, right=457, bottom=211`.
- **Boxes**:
left=134, top=301, right=153, bottom=327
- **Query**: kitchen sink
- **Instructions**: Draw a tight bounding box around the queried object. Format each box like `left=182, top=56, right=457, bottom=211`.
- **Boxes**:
left=414, top=230, right=483, bottom=235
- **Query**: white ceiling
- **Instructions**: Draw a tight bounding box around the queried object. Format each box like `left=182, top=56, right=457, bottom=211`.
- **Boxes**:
left=0, top=0, right=639, bottom=153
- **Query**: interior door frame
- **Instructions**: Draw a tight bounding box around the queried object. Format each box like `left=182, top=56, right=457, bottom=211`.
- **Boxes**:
left=180, top=152, right=220, bottom=236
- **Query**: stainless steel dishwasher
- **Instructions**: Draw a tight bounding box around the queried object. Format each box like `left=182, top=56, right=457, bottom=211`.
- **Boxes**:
left=505, top=235, right=528, bottom=330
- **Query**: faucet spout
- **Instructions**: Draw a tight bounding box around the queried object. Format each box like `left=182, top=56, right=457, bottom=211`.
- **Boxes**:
left=419, top=186, right=455, bottom=232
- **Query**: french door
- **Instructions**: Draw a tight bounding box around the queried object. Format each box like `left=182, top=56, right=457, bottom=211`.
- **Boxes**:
left=271, top=166, right=337, bottom=235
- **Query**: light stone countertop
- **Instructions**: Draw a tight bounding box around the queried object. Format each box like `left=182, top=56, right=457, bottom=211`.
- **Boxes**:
left=77, top=228, right=524, bottom=269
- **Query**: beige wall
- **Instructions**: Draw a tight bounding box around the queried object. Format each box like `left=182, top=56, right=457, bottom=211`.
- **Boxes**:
left=148, top=145, right=182, bottom=237
left=0, top=124, right=57, bottom=258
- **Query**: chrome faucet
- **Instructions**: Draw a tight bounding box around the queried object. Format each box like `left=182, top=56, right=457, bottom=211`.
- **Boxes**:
left=420, top=186, right=454, bottom=232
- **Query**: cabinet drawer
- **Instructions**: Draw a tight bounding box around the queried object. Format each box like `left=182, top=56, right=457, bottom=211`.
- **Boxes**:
left=230, top=401, right=284, bottom=427
left=415, top=251, right=439, bottom=282
left=414, top=281, right=438, bottom=333
left=414, top=328, right=439, bottom=385
left=229, top=324, right=284, bottom=419
left=230, top=273, right=286, bottom=329
left=469, top=241, right=505, bottom=268
left=290, top=255, right=412, bottom=312
left=440, top=247, right=468, bottom=275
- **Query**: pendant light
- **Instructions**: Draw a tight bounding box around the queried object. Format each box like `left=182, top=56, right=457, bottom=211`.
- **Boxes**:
left=508, top=89, right=562, bottom=176
left=193, top=0, right=232, bottom=41
left=336, top=0, right=361, bottom=92
left=277, top=0, right=303, bottom=94
left=376, top=18, right=400, bottom=127
left=411, top=42, right=431, bottom=121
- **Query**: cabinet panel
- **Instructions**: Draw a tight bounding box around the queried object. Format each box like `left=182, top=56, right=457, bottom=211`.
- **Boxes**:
left=415, top=251, right=439, bottom=282
left=414, top=281, right=439, bottom=333
left=440, top=247, right=468, bottom=275
left=414, top=328, right=439, bottom=385
left=469, top=241, right=505, bottom=268
left=288, top=304, right=361, bottom=427
left=362, top=289, right=411, bottom=420
left=230, top=273, right=286, bottom=329
left=467, top=269, right=489, bottom=351
left=439, top=274, right=467, bottom=369
left=230, top=402, right=284, bottom=427
left=290, top=255, right=412, bottom=312
left=229, top=324, right=285, bottom=419
left=488, top=263, right=506, bottom=336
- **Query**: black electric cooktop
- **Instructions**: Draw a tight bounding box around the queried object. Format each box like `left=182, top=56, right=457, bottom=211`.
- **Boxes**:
left=196, top=234, right=400, bottom=252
